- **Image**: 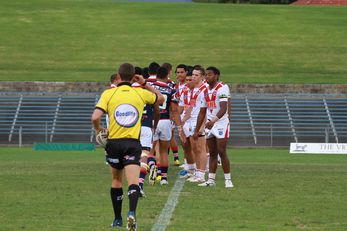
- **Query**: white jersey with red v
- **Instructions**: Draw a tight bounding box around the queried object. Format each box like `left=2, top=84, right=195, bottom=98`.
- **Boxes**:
left=180, top=84, right=207, bottom=121
left=202, top=81, right=230, bottom=121
left=175, top=82, right=186, bottom=100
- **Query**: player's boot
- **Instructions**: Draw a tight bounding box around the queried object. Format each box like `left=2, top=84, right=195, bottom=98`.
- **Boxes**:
left=111, top=218, right=123, bottom=228
left=225, top=180, right=234, bottom=188
left=198, top=180, right=216, bottom=187
left=174, top=159, right=180, bottom=166
left=148, top=165, right=157, bottom=185
left=127, top=211, right=137, bottom=231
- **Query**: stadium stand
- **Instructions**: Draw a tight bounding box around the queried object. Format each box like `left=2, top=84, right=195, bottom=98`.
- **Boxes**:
left=0, top=92, right=346, bottom=147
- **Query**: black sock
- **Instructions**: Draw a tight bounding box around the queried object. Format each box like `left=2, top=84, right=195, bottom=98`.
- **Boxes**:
left=128, top=184, right=140, bottom=213
left=110, top=187, right=123, bottom=220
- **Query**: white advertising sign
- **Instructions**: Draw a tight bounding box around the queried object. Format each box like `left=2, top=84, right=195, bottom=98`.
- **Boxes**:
left=290, top=143, right=347, bottom=154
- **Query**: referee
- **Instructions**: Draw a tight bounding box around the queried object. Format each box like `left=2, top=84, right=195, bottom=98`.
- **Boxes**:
left=91, top=63, right=164, bottom=231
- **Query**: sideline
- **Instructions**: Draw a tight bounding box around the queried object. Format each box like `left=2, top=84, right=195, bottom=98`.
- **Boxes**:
left=151, top=177, right=185, bottom=231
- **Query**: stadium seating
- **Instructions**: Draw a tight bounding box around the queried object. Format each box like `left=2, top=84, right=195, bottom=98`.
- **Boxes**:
left=0, top=92, right=346, bottom=147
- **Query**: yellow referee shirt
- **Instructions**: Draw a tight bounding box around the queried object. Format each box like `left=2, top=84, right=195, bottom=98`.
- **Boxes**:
left=95, top=82, right=157, bottom=139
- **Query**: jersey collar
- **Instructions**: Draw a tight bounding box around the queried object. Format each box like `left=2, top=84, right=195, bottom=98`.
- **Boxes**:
left=117, top=82, right=131, bottom=87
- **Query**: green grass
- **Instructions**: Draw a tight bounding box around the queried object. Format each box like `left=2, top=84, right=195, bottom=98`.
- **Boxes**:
left=1, top=1, right=347, bottom=83
left=1, top=147, right=347, bottom=230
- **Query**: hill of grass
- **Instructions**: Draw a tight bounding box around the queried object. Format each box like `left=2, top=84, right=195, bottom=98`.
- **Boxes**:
left=1, top=0, right=347, bottom=83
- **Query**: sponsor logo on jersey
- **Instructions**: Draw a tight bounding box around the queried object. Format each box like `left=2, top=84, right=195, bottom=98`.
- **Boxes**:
left=114, top=104, right=139, bottom=128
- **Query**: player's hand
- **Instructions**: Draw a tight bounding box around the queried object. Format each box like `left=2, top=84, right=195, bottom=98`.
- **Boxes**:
left=192, top=131, right=199, bottom=140
left=95, top=127, right=105, bottom=134
left=205, top=120, right=214, bottom=130
left=133, top=74, right=146, bottom=85
left=178, top=129, right=186, bottom=144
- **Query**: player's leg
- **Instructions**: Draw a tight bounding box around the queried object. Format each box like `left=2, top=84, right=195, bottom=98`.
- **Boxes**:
left=138, top=126, right=152, bottom=195
left=159, top=139, right=170, bottom=185
left=188, top=135, right=207, bottom=183
left=215, top=122, right=233, bottom=188
left=170, top=128, right=180, bottom=166
left=157, top=120, right=173, bottom=185
left=105, top=140, right=125, bottom=227
left=179, top=121, right=195, bottom=179
left=198, top=136, right=217, bottom=187
left=216, top=137, right=233, bottom=188
left=123, top=140, right=142, bottom=231
left=110, top=167, right=124, bottom=227
left=124, top=164, right=141, bottom=231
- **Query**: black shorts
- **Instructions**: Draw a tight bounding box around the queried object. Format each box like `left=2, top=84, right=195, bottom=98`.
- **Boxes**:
left=105, top=138, right=142, bottom=169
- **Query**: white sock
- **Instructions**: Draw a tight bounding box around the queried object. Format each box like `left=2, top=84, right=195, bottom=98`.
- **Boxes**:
left=224, top=173, right=231, bottom=181
left=197, top=170, right=205, bottom=180
left=208, top=173, right=216, bottom=181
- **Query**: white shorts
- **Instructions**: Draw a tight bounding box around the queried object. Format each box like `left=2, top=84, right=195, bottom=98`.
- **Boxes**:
left=140, top=126, right=153, bottom=151
left=206, top=120, right=230, bottom=139
left=183, top=120, right=205, bottom=138
left=183, top=121, right=193, bottom=137
left=153, top=120, right=172, bottom=141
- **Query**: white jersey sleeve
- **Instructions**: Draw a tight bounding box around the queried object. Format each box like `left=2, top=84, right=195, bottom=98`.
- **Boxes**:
left=218, top=85, right=229, bottom=102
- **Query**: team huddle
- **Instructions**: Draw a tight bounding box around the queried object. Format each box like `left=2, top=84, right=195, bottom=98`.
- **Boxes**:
left=91, top=62, right=234, bottom=231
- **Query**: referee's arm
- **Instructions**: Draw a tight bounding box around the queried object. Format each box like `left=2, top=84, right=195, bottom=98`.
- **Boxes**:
left=91, top=108, right=105, bottom=134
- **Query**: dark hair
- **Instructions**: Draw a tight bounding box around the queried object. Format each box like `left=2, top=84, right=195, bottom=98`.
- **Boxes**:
left=193, top=66, right=206, bottom=76
left=175, top=64, right=187, bottom=72
left=148, top=62, right=160, bottom=75
left=187, top=70, right=193, bottom=77
left=206, top=66, right=220, bottom=76
left=142, top=67, right=150, bottom=79
left=156, top=67, right=169, bottom=80
left=135, top=66, right=143, bottom=75
left=162, top=62, right=172, bottom=72
left=118, top=63, right=135, bottom=81
left=187, top=65, right=194, bottom=74
left=193, top=64, right=202, bottom=69
left=110, top=73, right=117, bottom=83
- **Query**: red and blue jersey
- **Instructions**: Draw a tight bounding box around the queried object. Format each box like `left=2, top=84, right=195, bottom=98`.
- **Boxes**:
left=151, top=80, right=177, bottom=120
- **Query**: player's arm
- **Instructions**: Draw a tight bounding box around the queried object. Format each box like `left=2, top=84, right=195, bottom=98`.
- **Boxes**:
left=205, top=101, right=227, bottom=130
left=193, top=107, right=207, bottom=140
left=92, top=91, right=108, bottom=134
left=133, top=74, right=164, bottom=105
left=91, top=108, right=104, bottom=134
left=153, top=103, right=160, bottom=131
left=170, top=102, right=186, bottom=143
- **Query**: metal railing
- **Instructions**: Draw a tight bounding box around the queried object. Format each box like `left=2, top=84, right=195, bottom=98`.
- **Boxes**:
left=1, top=92, right=346, bottom=146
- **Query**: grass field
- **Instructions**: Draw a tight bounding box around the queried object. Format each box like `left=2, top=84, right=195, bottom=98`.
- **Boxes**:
left=1, top=147, right=347, bottom=230
left=1, top=1, right=347, bottom=83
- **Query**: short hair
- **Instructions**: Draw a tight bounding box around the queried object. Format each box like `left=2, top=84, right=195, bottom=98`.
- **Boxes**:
left=175, top=64, right=187, bottom=72
left=148, top=62, right=160, bottom=75
left=162, top=62, right=172, bottom=72
left=118, top=63, right=135, bottom=81
left=142, top=67, right=150, bottom=79
left=193, top=64, right=202, bottom=69
left=156, top=67, right=169, bottom=80
left=187, top=65, right=194, bottom=74
left=110, top=73, right=117, bottom=83
left=193, top=66, right=206, bottom=76
left=206, top=66, right=220, bottom=76
left=135, top=66, right=143, bottom=75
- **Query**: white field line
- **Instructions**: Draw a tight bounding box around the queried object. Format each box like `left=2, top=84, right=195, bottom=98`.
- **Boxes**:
left=151, top=177, right=185, bottom=231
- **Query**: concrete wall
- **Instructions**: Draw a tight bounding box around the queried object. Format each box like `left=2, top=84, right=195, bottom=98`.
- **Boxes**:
left=1, top=81, right=347, bottom=94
